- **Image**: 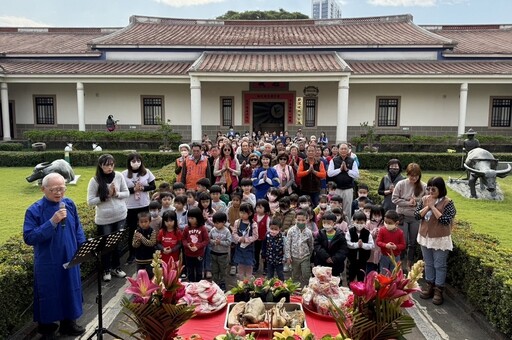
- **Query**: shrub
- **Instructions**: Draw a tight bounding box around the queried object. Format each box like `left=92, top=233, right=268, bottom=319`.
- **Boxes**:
left=448, top=223, right=512, bottom=337
left=0, top=143, right=23, bottom=151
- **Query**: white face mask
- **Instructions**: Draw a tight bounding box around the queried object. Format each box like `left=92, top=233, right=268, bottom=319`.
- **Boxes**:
left=323, top=224, right=334, bottom=232
left=181, top=150, right=189, bottom=158
left=300, top=203, right=309, bottom=209
left=354, top=223, right=365, bottom=231
left=385, top=223, right=396, bottom=231
left=131, top=161, right=141, bottom=170
left=150, top=211, right=159, bottom=218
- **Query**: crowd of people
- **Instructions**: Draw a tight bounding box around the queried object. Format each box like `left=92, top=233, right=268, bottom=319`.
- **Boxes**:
left=23, top=129, right=457, bottom=339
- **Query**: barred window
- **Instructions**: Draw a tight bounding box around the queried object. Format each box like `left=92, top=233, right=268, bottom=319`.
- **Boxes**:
left=142, top=96, right=163, bottom=125
left=490, top=98, right=511, bottom=127
left=221, top=97, right=233, bottom=127
left=305, top=98, right=317, bottom=127
left=34, top=96, right=56, bottom=125
left=377, top=97, right=399, bottom=127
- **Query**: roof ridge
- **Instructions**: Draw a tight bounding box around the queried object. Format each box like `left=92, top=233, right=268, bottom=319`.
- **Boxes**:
left=422, top=24, right=512, bottom=31
left=0, top=27, right=119, bottom=34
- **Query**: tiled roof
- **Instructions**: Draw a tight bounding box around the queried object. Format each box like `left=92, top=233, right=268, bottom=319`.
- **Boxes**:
left=191, top=52, right=350, bottom=73
left=91, top=15, right=454, bottom=49
left=0, top=28, right=117, bottom=55
left=424, top=25, right=512, bottom=56
left=349, top=60, right=512, bottom=75
left=0, top=60, right=191, bottom=76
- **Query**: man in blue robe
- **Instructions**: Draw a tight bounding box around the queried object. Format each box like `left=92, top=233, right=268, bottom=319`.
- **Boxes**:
left=23, top=173, right=86, bottom=339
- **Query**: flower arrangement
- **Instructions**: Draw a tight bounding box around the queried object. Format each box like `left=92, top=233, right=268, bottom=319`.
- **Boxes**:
left=266, top=277, right=301, bottom=298
left=229, top=277, right=301, bottom=302
left=329, top=259, right=425, bottom=340
left=121, top=251, right=196, bottom=340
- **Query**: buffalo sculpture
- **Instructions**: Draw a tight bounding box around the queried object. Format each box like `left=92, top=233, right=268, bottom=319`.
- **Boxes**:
left=463, top=148, right=511, bottom=198
left=26, top=159, right=75, bottom=183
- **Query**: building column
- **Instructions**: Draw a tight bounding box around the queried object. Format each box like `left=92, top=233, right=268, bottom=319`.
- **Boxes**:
left=190, top=77, right=202, bottom=143
left=336, top=77, right=350, bottom=144
left=1, top=83, right=11, bottom=141
left=457, top=83, right=468, bottom=136
left=76, top=82, right=85, bottom=131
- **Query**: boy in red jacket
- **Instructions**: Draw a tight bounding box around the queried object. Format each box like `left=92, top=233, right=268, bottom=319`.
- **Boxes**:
left=376, top=210, right=406, bottom=272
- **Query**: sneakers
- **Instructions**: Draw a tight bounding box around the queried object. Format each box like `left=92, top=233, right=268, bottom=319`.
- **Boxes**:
left=112, top=268, right=127, bottom=278
left=103, top=270, right=111, bottom=282
left=205, top=271, right=212, bottom=279
left=283, top=264, right=290, bottom=272
left=230, top=266, right=237, bottom=276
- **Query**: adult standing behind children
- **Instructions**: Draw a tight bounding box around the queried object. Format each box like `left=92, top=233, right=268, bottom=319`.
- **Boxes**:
left=122, top=152, right=156, bottom=264
left=297, top=145, right=327, bottom=207
left=415, top=177, right=456, bottom=305
left=328, top=143, right=359, bottom=221
left=87, top=154, right=129, bottom=282
left=378, top=159, right=404, bottom=212
left=391, top=162, right=426, bottom=271
left=252, top=153, right=280, bottom=200
left=181, top=142, right=211, bottom=191
left=214, top=143, right=241, bottom=194
left=24, top=173, right=87, bottom=339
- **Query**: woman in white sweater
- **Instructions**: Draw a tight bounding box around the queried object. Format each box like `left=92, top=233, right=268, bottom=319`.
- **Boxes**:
left=391, top=162, right=426, bottom=271
left=87, top=154, right=130, bottom=282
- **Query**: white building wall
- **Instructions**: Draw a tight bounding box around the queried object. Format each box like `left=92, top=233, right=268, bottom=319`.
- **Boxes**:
left=201, top=82, right=249, bottom=126
left=466, top=84, right=512, bottom=126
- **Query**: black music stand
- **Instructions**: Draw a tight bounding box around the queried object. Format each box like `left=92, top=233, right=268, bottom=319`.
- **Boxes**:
left=65, top=229, right=126, bottom=340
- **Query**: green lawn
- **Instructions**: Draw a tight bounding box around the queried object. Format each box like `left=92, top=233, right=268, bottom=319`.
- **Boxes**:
left=3, top=168, right=511, bottom=249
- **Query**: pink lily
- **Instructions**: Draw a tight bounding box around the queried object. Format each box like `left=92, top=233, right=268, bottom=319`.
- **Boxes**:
left=378, top=282, right=407, bottom=300
left=400, top=298, right=415, bottom=308
left=126, top=269, right=160, bottom=304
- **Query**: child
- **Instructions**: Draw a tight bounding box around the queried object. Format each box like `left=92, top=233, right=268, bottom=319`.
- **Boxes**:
left=331, top=207, right=348, bottom=233
left=329, top=195, right=343, bottom=211
left=218, top=183, right=231, bottom=206
left=262, top=218, right=285, bottom=280
left=151, top=181, right=171, bottom=200
left=288, top=193, right=299, bottom=211
left=197, top=191, right=215, bottom=279
left=376, top=210, right=406, bottom=272
left=285, top=209, right=314, bottom=289
left=327, top=181, right=337, bottom=201
left=149, top=200, right=162, bottom=232
left=314, top=212, right=348, bottom=277
left=345, top=211, right=374, bottom=282
left=210, top=185, right=228, bottom=214
left=314, top=194, right=330, bottom=230
left=173, top=195, right=189, bottom=231
left=351, top=183, right=373, bottom=216
left=362, top=203, right=373, bottom=220
left=232, top=203, right=259, bottom=280
left=209, top=212, right=232, bottom=291
left=254, top=199, right=271, bottom=274
left=196, top=178, right=211, bottom=194
left=227, top=192, right=242, bottom=276
left=173, top=182, right=186, bottom=197
left=274, top=197, right=296, bottom=272
left=239, top=178, right=256, bottom=207
left=266, top=187, right=281, bottom=215
left=182, top=207, right=210, bottom=282
left=157, top=210, right=182, bottom=265
left=367, top=205, right=385, bottom=273
left=186, top=190, right=198, bottom=209
left=132, top=211, right=157, bottom=278
left=298, top=195, right=311, bottom=210
left=306, top=208, right=319, bottom=238
left=159, top=191, right=175, bottom=215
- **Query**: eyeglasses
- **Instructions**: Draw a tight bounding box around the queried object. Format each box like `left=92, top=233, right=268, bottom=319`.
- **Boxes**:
left=250, top=159, right=258, bottom=162
left=48, top=187, right=67, bottom=194
left=223, top=148, right=231, bottom=151
left=279, top=158, right=287, bottom=161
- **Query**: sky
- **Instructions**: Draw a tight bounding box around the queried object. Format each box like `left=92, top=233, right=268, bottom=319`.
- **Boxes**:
left=0, top=0, right=511, bottom=27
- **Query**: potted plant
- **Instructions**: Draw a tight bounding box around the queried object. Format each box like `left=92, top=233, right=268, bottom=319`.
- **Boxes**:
left=266, top=277, right=300, bottom=302
left=229, top=278, right=255, bottom=302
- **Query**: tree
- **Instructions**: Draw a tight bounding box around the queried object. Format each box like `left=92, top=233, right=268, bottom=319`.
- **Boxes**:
left=217, top=8, right=309, bottom=20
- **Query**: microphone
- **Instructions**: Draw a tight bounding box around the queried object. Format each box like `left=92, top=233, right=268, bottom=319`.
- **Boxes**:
left=59, top=202, right=66, bottom=228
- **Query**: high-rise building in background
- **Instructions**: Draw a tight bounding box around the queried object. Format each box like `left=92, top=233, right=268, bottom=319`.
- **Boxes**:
left=312, top=0, right=342, bottom=19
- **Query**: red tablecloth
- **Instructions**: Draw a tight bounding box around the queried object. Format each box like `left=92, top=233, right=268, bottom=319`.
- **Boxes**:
left=178, top=295, right=339, bottom=339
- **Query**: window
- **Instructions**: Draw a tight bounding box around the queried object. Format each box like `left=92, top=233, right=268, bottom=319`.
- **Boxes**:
left=490, top=97, right=511, bottom=127
left=34, top=95, right=56, bottom=125
left=221, top=97, right=233, bottom=127
left=142, top=96, right=163, bottom=125
left=376, top=97, right=400, bottom=127
left=305, top=98, right=317, bottom=127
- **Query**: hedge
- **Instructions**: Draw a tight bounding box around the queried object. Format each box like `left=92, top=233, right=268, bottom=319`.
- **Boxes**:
left=0, top=151, right=180, bottom=168
left=0, top=142, right=23, bottom=151
left=448, top=223, right=512, bottom=337
left=23, top=129, right=181, bottom=144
